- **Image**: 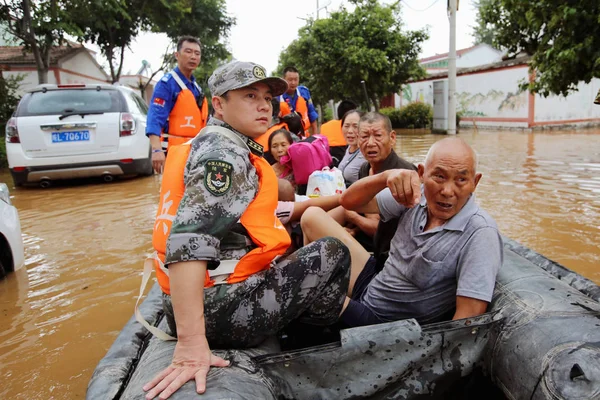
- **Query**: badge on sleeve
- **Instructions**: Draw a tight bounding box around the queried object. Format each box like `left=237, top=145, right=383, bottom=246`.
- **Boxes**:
left=204, top=160, right=233, bottom=196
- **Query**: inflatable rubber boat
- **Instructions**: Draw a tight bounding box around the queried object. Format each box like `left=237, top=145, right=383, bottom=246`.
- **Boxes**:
left=87, top=237, right=600, bottom=399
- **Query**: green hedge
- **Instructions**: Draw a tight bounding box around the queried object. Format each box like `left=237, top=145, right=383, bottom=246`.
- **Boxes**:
left=399, top=102, right=433, bottom=129
left=379, top=107, right=403, bottom=128
left=381, top=103, right=460, bottom=129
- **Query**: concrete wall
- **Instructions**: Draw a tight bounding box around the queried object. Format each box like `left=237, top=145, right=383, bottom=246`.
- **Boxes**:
left=397, top=64, right=600, bottom=129
left=534, top=78, right=600, bottom=124
left=403, top=65, right=530, bottom=128
left=58, top=51, right=109, bottom=83
left=3, top=69, right=58, bottom=96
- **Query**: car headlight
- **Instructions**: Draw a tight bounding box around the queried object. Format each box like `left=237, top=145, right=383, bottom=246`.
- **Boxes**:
left=0, top=183, right=12, bottom=205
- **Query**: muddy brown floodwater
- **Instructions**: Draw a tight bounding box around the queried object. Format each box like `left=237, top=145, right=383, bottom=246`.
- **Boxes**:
left=0, top=128, right=599, bottom=399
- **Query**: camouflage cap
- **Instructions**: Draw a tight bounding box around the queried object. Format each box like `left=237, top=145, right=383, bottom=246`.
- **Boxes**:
left=208, top=61, right=288, bottom=97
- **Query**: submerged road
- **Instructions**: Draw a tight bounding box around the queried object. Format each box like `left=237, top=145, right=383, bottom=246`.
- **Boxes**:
left=0, top=128, right=599, bottom=398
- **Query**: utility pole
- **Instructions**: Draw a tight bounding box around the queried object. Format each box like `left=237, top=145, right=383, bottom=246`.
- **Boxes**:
left=447, top=0, right=457, bottom=135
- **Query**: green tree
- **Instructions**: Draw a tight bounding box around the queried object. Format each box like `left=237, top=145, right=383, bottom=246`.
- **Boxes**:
left=0, top=0, right=83, bottom=83
left=0, top=73, right=23, bottom=168
left=276, top=0, right=428, bottom=110
left=479, top=0, right=600, bottom=97
left=471, top=0, right=495, bottom=46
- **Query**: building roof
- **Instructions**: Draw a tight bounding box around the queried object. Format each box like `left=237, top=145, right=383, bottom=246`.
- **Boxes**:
left=419, top=44, right=487, bottom=64
left=0, top=43, right=83, bottom=65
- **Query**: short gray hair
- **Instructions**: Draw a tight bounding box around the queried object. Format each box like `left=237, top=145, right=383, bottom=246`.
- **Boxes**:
left=359, top=111, right=392, bottom=133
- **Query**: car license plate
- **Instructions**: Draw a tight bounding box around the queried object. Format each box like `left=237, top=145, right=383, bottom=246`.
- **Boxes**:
left=51, top=130, right=90, bottom=143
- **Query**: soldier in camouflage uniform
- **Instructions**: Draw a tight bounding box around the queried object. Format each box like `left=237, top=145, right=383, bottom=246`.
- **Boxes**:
left=144, top=61, right=351, bottom=400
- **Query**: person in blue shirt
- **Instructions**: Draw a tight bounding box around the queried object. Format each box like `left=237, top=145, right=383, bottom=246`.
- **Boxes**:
left=279, top=66, right=319, bottom=136
left=146, top=36, right=209, bottom=173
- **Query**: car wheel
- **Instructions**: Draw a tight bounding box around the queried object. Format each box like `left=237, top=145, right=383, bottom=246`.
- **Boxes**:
left=0, top=241, right=14, bottom=280
left=140, top=157, right=154, bottom=177
left=0, top=249, right=7, bottom=280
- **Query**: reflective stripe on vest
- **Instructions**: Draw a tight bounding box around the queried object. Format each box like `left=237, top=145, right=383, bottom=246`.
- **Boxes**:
left=152, top=126, right=291, bottom=295
left=279, top=88, right=310, bottom=135
left=160, top=71, right=209, bottom=151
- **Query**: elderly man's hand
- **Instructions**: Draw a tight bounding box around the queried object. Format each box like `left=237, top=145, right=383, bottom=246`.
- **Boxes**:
left=385, top=169, right=421, bottom=207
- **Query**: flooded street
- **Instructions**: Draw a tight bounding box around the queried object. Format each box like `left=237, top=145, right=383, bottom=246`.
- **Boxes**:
left=1, top=128, right=599, bottom=399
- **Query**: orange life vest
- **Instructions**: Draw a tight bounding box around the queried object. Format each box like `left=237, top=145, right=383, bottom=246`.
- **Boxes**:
left=255, top=122, right=289, bottom=151
left=280, top=89, right=310, bottom=136
left=319, top=119, right=347, bottom=147
left=160, top=71, right=209, bottom=150
left=152, top=129, right=291, bottom=294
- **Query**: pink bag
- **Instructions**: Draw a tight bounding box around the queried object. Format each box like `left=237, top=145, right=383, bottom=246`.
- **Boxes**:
left=280, top=135, right=333, bottom=185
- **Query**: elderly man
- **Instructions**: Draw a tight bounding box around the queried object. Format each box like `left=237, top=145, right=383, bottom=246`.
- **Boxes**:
left=301, top=137, right=503, bottom=327
left=331, top=112, right=415, bottom=251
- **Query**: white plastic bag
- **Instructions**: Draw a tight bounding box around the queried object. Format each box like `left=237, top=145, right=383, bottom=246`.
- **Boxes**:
left=306, top=167, right=346, bottom=197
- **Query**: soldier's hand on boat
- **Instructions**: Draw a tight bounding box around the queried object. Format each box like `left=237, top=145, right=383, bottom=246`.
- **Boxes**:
left=143, top=335, right=230, bottom=399
left=152, top=150, right=166, bottom=174
left=385, top=169, right=421, bottom=207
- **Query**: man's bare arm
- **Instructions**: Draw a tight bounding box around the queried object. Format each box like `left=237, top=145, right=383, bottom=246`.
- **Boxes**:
left=290, top=195, right=341, bottom=222
left=340, top=172, right=388, bottom=214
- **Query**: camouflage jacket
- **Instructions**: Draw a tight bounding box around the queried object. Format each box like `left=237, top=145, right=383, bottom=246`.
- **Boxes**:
left=164, top=118, right=261, bottom=269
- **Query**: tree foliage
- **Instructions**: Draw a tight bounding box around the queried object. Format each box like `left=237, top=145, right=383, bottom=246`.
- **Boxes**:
left=70, top=0, right=234, bottom=83
left=0, top=0, right=83, bottom=83
left=479, top=0, right=600, bottom=97
left=1, top=0, right=234, bottom=84
left=471, top=0, right=495, bottom=46
left=276, top=0, right=428, bottom=110
left=0, top=73, right=23, bottom=124
left=0, top=73, right=23, bottom=168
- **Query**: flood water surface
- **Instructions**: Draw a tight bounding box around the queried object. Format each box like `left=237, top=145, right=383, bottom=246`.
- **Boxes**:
left=0, top=128, right=599, bottom=398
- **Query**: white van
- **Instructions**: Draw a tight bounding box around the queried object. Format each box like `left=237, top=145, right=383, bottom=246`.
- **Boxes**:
left=5, top=84, right=153, bottom=187
left=0, top=183, right=24, bottom=279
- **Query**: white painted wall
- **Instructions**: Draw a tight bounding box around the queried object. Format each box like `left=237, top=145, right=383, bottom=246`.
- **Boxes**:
left=456, top=67, right=529, bottom=119
left=398, top=62, right=599, bottom=128
left=403, top=66, right=529, bottom=119
left=3, top=70, right=58, bottom=96
left=58, top=51, right=108, bottom=83
left=535, top=78, right=600, bottom=122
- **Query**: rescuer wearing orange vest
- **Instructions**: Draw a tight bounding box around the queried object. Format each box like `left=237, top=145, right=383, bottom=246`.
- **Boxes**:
left=319, top=99, right=358, bottom=164
left=143, top=61, right=351, bottom=400
left=279, top=66, right=319, bottom=137
left=146, top=36, right=209, bottom=174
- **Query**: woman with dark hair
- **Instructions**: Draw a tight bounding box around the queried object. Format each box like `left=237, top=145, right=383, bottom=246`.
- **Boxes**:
left=269, top=128, right=296, bottom=186
left=336, top=110, right=365, bottom=186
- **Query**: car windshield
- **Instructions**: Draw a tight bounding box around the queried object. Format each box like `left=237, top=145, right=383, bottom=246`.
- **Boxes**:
left=17, top=88, right=124, bottom=117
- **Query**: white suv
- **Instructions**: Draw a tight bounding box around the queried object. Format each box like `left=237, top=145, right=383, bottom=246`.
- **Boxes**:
left=0, top=183, right=24, bottom=279
left=5, top=84, right=153, bottom=187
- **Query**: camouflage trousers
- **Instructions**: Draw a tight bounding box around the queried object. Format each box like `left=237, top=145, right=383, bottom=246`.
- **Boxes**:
left=162, top=237, right=351, bottom=348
